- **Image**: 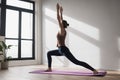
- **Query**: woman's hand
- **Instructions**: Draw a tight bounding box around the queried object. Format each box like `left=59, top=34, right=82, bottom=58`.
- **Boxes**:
left=56, top=3, right=60, bottom=10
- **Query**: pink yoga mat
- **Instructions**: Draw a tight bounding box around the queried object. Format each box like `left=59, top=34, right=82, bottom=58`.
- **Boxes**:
left=30, top=70, right=107, bottom=76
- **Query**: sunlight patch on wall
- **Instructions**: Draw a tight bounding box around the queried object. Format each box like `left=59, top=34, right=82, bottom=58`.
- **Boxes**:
left=64, top=16, right=99, bottom=41
left=45, top=8, right=56, bottom=19
left=45, top=8, right=100, bottom=40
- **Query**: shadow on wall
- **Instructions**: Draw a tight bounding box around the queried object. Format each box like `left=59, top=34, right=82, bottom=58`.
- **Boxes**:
left=43, top=7, right=120, bottom=70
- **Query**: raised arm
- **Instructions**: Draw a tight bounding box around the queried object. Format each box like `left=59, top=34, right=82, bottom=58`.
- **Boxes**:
left=57, top=3, right=62, bottom=27
left=56, top=3, right=65, bottom=35
left=60, top=6, right=63, bottom=21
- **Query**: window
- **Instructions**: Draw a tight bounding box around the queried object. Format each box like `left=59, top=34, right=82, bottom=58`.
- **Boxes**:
left=6, top=9, right=19, bottom=38
left=21, top=12, right=33, bottom=39
left=5, top=0, right=35, bottom=60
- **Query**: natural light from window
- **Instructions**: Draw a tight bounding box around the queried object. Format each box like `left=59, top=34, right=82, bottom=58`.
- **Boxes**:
left=6, top=9, right=19, bottom=38
left=7, top=0, right=33, bottom=10
left=6, top=40, right=18, bottom=58
left=21, top=12, right=33, bottom=39
left=21, top=40, right=32, bottom=58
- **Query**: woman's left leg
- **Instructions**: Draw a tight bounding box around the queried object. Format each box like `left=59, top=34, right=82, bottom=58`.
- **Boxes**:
left=46, top=49, right=63, bottom=71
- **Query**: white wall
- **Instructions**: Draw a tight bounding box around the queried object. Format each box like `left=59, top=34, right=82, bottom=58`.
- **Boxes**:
left=42, top=0, right=120, bottom=70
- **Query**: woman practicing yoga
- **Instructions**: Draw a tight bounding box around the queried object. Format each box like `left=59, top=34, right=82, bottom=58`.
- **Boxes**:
left=46, top=3, right=98, bottom=74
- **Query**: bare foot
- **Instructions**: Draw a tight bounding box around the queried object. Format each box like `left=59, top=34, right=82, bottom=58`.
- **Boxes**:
left=45, top=68, right=52, bottom=72
left=93, top=70, right=98, bottom=75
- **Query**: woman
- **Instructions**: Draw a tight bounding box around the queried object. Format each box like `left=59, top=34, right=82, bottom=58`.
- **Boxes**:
left=46, top=3, right=98, bottom=74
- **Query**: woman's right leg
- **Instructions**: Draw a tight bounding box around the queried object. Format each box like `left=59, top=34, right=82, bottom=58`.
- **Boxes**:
left=62, top=47, right=97, bottom=73
left=46, top=49, right=63, bottom=71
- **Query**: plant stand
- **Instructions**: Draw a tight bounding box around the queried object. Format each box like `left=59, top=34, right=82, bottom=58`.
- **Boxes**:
left=1, top=61, right=8, bottom=69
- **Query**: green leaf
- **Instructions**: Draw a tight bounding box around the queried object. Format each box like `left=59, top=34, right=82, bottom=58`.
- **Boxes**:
left=1, top=41, right=7, bottom=49
left=8, top=45, right=12, bottom=49
left=0, top=45, right=3, bottom=52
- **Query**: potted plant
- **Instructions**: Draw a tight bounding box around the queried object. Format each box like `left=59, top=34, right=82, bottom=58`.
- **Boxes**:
left=0, top=41, right=12, bottom=69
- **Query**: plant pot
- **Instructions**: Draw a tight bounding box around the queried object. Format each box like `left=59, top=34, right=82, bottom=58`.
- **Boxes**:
left=1, top=61, right=9, bottom=69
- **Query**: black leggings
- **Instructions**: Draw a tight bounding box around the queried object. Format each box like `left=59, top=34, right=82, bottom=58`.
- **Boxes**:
left=47, top=46, right=95, bottom=71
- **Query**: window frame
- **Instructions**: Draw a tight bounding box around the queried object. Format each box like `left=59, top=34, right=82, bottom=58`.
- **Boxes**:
left=4, top=0, right=35, bottom=60
left=0, top=0, right=6, bottom=36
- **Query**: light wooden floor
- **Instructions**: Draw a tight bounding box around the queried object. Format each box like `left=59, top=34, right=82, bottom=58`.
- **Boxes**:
left=0, top=65, right=120, bottom=80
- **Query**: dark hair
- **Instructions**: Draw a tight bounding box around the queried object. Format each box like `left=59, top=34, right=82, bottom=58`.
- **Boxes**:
left=62, top=20, right=69, bottom=28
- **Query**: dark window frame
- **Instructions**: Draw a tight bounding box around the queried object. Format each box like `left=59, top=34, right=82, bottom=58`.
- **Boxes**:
left=0, top=0, right=6, bottom=36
